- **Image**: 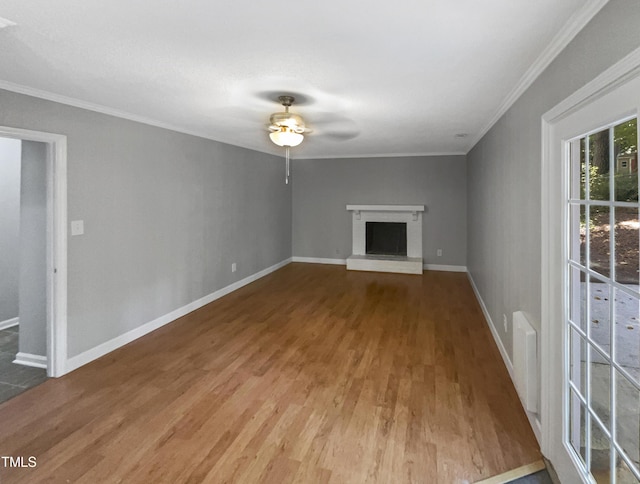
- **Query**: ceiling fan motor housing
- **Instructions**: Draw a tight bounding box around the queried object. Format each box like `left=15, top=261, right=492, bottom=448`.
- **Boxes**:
left=269, top=111, right=306, bottom=133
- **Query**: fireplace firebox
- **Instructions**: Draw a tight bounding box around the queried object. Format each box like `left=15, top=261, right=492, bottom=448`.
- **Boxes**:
left=365, top=222, right=407, bottom=256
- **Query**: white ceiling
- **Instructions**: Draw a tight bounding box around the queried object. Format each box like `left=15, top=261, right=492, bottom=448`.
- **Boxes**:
left=0, top=0, right=593, bottom=159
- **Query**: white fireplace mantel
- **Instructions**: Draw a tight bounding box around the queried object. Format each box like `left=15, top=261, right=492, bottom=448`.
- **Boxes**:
left=346, top=204, right=424, bottom=221
left=346, top=204, right=425, bottom=274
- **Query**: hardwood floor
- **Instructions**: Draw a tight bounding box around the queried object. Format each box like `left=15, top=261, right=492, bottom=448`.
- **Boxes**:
left=0, top=264, right=540, bottom=483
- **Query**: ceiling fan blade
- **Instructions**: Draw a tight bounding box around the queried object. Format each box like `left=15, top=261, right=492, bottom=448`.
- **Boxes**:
left=319, top=129, right=360, bottom=141
left=305, top=113, right=359, bottom=141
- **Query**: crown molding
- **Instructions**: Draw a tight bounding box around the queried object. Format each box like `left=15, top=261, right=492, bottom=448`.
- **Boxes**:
left=0, top=79, right=275, bottom=153
left=467, top=0, right=609, bottom=153
left=0, top=80, right=464, bottom=160
left=294, top=151, right=466, bottom=160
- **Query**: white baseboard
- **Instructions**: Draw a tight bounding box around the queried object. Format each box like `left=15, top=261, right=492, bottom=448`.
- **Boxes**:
left=0, top=317, right=19, bottom=330
left=292, top=258, right=468, bottom=274
left=13, top=352, right=47, bottom=369
left=467, top=272, right=513, bottom=377
left=467, top=271, right=542, bottom=445
left=424, top=264, right=467, bottom=272
left=292, top=256, right=347, bottom=265
left=65, top=257, right=293, bottom=374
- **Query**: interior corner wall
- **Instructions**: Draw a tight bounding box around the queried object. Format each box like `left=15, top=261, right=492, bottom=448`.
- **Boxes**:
left=466, top=0, right=640, bottom=365
left=292, top=155, right=467, bottom=266
left=0, top=89, right=292, bottom=359
left=19, top=141, right=48, bottom=356
left=0, top=137, right=21, bottom=325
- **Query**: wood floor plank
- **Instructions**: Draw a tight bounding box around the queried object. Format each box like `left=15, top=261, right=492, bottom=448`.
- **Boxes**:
left=0, top=264, right=540, bottom=483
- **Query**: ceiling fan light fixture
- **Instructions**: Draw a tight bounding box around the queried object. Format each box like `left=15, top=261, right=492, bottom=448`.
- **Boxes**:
left=269, top=128, right=304, bottom=147
left=267, top=95, right=305, bottom=184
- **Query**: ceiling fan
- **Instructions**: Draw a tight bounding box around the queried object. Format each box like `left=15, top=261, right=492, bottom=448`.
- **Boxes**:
left=268, top=95, right=309, bottom=147
left=266, top=94, right=360, bottom=184
left=267, top=95, right=307, bottom=184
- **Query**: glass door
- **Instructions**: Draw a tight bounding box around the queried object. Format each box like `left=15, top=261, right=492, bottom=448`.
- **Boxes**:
left=567, top=117, right=640, bottom=483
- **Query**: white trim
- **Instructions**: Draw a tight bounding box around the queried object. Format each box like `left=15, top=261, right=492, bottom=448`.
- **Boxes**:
left=292, top=256, right=346, bottom=265
left=346, top=204, right=424, bottom=212
left=467, top=0, right=609, bottom=152
left=0, top=317, right=19, bottom=331
left=467, top=272, right=542, bottom=445
left=294, top=151, right=466, bottom=160
left=291, top=258, right=468, bottom=273
left=423, top=264, right=467, bottom=273
left=543, top=45, right=640, bottom=123
left=13, top=352, right=47, bottom=369
left=0, top=126, right=67, bottom=378
left=467, top=273, right=513, bottom=377
left=65, top=257, right=292, bottom=374
left=0, top=81, right=272, bottom=156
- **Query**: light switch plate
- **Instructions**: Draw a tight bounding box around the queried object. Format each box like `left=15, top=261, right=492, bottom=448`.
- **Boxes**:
left=71, top=220, right=84, bottom=236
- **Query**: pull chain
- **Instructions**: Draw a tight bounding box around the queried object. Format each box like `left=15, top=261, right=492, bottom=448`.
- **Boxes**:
left=285, top=146, right=290, bottom=184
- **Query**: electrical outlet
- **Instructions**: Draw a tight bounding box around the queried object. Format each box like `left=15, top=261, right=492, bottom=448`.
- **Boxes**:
left=70, top=220, right=84, bottom=236
left=231, top=263, right=237, bottom=273
left=437, top=248, right=442, bottom=257
left=503, top=314, right=508, bottom=332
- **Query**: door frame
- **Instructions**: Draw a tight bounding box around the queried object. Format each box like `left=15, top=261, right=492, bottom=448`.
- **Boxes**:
left=0, top=126, right=67, bottom=377
left=541, top=46, right=640, bottom=482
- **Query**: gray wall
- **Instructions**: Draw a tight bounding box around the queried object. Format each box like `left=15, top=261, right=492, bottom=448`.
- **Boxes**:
left=18, top=141, right=47, bottom=356
left=0, top=89, right=292, bottom=358
left=293, top=155, right=467, bottom=266
left=0, top=138, right=21, bottom=324
left=467, top=0, right=640, bottom=363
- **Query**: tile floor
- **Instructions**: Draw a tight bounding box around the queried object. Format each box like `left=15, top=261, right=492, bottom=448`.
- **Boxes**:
left=0, top=326, right=48, bottom=404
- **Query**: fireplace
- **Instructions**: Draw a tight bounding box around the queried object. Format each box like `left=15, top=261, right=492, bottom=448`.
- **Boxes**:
left=346, top=204, right=424, bottom=274
left=366, top=222, right=407, bottom=256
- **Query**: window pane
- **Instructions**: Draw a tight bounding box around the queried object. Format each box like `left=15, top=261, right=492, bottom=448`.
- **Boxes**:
left=570, top=327, right=587, bottom=396
left=590, top=344, right=611, bottom=428
left=614, top=289, right=640, bottom=384
left=590, top=417, right=612, bottom=483
left=614, top=118, right=638, bottom=202
left=615, top=206, right=640, bottom=285
left=589, top=128, right=611, bottom=201
left=569, top=389, right=587, bottom=467
left=616, top=451, right=639, bottom=484
left=581, top=137, right=587, bottom=200
left=616, top=369, right=640, bottom=473
left=590, top=281, right=611, bottom=356
left=590, top=206, right=611, bottom=278
left=570, top=205, right=587, bottom=266
left=571, top=138, right=587, bottom=200
left=570, top=268, right=587, bottom=332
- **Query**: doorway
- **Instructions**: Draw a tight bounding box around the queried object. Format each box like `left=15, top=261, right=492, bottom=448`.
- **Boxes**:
left=0, top=137, right=50, bottom=401
left=542, top=50, right=640, bottom=483
left=0, top=126, right=67, bottom=385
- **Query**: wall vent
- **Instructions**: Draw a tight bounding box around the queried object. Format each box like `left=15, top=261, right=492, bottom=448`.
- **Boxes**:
left=512, top=311, right=537, bottom=412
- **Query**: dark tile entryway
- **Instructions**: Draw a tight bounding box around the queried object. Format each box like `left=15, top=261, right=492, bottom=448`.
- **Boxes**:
left=0, top=326, right=47, bottom=404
